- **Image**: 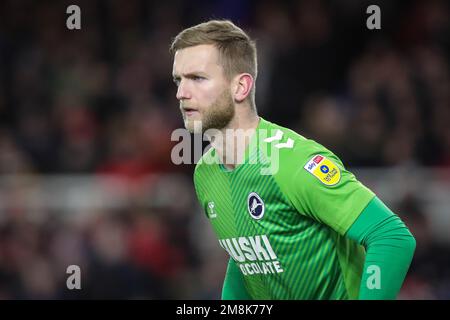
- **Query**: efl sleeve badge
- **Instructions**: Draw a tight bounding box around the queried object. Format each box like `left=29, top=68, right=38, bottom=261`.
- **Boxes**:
left=303, top=154, right=341, bottom=186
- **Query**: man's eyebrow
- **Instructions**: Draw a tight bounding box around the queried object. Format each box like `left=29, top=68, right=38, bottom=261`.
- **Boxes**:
left=173, top=72, right=207, bottom=79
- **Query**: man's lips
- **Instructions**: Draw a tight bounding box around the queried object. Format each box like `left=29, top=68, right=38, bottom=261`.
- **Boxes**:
left=182, top=107, right=199, bottom=116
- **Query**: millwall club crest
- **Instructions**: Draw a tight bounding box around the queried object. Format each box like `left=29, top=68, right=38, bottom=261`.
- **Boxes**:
left=247, top=192, right=265, bottom=220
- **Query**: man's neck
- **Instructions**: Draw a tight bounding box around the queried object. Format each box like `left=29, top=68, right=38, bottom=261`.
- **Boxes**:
left=207, top=112, right=260, bottom=170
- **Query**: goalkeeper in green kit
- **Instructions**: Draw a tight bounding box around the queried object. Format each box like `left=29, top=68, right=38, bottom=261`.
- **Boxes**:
left=170, top=19, right=416, bottom=300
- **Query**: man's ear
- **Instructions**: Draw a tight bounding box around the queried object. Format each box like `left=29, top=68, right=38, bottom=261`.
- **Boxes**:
left=232, top=73, right=254, bottom=103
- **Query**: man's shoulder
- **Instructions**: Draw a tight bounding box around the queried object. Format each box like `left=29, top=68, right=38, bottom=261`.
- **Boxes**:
left=261, top=119, right=353, bottom=199
left=260, top=118, right=332, bottom=163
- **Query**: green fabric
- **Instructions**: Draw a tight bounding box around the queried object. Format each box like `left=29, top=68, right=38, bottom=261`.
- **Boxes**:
left=346, top=197, right=416, bottom=300
left=194, top=117, right=375, bottom=299
left=222, top=258, right=252, bottom=300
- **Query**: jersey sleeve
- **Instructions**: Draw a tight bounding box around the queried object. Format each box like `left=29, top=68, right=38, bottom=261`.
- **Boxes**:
left=346, top=196, right=416, bottom=299
left=281, top=141, right=376, bottom=235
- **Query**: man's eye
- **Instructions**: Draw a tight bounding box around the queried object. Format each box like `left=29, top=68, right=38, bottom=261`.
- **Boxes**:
left=173, top=79, right=180, bottom=86
left=193, top=76, right=205, bottom=81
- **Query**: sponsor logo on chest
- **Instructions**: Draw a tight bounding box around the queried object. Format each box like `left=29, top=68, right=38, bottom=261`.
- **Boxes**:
left=218, top=235, right=284, bottom=276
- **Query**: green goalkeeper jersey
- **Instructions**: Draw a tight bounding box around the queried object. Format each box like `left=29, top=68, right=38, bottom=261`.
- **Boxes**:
left=193, top=118, right=376, bottom=299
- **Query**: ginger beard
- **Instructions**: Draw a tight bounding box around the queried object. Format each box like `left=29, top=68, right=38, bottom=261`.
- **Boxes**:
left=181, top=88, right=235, bottom=134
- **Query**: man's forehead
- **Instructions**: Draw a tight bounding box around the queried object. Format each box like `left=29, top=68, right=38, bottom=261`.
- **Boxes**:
left=173, top=44, right=220, bottom=73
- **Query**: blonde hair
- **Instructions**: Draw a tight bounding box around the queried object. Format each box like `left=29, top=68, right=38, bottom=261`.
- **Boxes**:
left=170, top=20, right=257, bottom=108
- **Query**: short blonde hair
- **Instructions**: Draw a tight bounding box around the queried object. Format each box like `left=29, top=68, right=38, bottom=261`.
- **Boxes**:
left=170, top=20, right=257, bottom=108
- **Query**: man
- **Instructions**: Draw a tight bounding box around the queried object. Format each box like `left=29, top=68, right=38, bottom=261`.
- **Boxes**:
left=170, top=20, right=415, bottom=299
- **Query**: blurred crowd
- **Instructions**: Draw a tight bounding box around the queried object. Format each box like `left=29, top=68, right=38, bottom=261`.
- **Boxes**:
left=0, top=0, right=449, bottom=299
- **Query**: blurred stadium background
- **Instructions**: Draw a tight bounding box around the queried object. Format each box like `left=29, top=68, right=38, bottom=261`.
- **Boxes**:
left=0, top=0, right=449, bottom=299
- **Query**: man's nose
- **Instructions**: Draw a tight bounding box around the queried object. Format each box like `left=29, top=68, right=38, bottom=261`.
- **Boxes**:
left=176, top=80, right=191, bottom=100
